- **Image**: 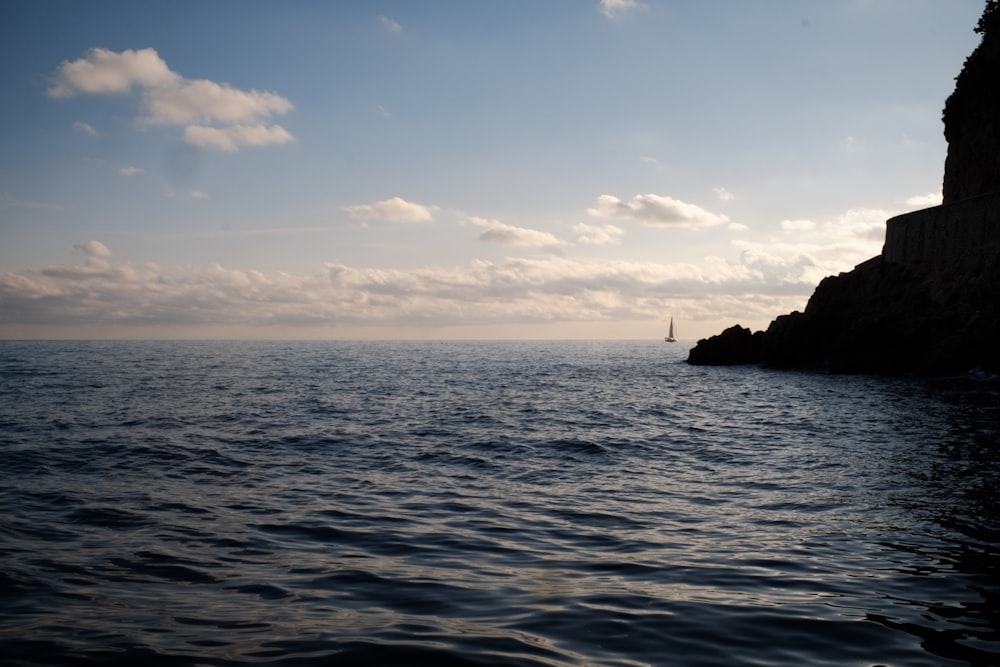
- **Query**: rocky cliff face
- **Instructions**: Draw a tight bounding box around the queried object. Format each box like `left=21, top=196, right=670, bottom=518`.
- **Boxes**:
left=943, top=1, right=1000, bottom=203
left=690, top=222, right=1000, bottom=375
left=754, top=253, right=1000, bottom=374
left=688, top=2, right=1000, bottom=375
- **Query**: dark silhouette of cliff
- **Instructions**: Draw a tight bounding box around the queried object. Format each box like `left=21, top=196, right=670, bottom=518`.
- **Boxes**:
left=943, top=0, right=1000, bottom=202
left=688, top=1, right=1000, bottom=375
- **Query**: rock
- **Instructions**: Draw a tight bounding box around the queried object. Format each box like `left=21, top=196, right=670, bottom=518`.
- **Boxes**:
left=688, top=2, right=1000, bottom=376
left=942, top=1, right=1000, bottom=203
left=689, top=230, right=1000, bottom=374
left=686, top=325, right=762, bottom=366
left=760, top=311, right=820, bottom=369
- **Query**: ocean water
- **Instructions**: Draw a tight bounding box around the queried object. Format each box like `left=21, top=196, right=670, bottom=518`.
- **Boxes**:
left=1, top=340, right=999, bottom=667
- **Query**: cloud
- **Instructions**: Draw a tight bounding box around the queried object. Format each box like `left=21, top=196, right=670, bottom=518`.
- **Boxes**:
left=733, top=207, right=891, bottom=286
left=573, top=222, right=623, bottom=245
left=727, top=222, right=749, bottom=232
left=379, top=16, right=402, bottom=32
left=189, top=190, right=208, bottom=200
left=470, top=217, right=567, bottom=248
left=73, top=240, right=112, bottom=258
left=0, top=250, right=814, bottom=334
left=2, top=206, right=898, bottom=336
left=905, top=191, right=942, bottom=208
left=599, top=0, right=644, bottom=18
left=780, top=219, right=815, bottom=231
left=49, top=47, right=294, bottom=152
left=713, top=187, right=735, bottom=201
left=49, top=47, right=179, bottom=97
left=183, top=124, right=294, bottom=151
left=118, top=165, right=144, bottom=177
left=73, top=121, right=99, bottom=136
left=143, top=79, right=293, bottom=126
left=342, top=196, right=433, bottom=222
left=588, top=193, right=730, bottom=229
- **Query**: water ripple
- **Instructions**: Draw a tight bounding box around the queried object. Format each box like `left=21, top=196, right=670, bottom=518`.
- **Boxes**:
left=1, top=340, right=999, bottom=666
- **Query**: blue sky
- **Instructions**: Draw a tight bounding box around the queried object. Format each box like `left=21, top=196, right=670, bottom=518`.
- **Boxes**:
left=0, top=0, right=984, bottom=339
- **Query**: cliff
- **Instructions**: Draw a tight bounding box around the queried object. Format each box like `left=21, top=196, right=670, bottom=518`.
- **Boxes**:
left=688, top=2, right=1000, bottom=375
left=942, top=1, right=1000, bottom=203
left=689, top=195, right=1000, bottom=374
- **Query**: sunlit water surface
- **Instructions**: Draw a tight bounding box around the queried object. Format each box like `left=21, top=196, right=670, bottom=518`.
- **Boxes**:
left=2, top=340, right=999, bottom=666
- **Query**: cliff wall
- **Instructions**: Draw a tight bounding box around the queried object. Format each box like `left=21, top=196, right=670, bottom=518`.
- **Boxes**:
left=688, top=189, right=1000, bottom=374
left=883, top=191, right=1000, bottom=268
left=942, top=2, right=1000, bottom=202
left=687, top=2, right=1000, bottom=375
left=688, top=192, right=1000, bottom=373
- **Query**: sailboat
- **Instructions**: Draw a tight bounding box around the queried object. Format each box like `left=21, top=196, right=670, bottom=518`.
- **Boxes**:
left=664, top=316, right=677, bottom=343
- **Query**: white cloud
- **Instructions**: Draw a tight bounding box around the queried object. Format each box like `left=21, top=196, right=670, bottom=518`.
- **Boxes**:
left=573, top=222, right=624, bottom=245
left=118, top=165, right=144, bottom=177
left=143, top=79, right=293, bottom=126
left=376, top=104, right=392, bottom=118
left=713, top=186, right=735, bottom=201
left=821, top=208, right=888, bottom=244
left=49, top=47, right=294, bottom=152
left=470, top=217, right=567, bottom=247
left=189, top=190, right=208, bottom=200
left=727, top=222, right=749, bottom=232
left=599, top=0, right=644, bottom=18
left=734, top=207, right=891, bottom=286
left=49, top=47, right=180, bottom=98
left=735, top=247, right=827, bottom=287
left=640, top=156, right=660, bottom=168
left=0, top=232, right=852, bottom=335
left=905, top=191, right=942, bottom=208
left=379, top=16, right=402, bottom=32
left=780, top=219, right=815, bottom=231
left=342, top=196, right=434, bottom=223
left=183, top=124, right=294, bottom=151
left=588, top=193, right=730, bottom=229
left=0, top=251, right=813, bottom=334
left=73, top=240, right=112, bottom=258
left=2, top=206, right=899, bottom=336
left=73, top=121, right=99, bottom=136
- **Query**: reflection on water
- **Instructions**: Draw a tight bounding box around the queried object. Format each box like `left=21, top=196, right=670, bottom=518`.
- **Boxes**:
left=864, top=380, right=1000, bottom=665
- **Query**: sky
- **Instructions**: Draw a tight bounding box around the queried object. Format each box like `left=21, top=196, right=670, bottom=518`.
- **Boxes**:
left=0, top=0, right=985, bottom=340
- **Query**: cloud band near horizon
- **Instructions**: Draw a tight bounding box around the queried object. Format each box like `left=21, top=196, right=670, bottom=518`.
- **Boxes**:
left=0, top=237, right=872, bottom=334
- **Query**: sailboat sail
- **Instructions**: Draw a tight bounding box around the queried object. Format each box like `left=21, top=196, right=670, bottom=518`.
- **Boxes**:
left=664, top=316, right=677, bottom=343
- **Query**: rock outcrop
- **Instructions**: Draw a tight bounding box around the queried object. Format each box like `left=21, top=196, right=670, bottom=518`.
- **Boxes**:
left=943, top=1, right=1000, bottom=203
left=755, top=243, right=1000, bottom=374
left=688, top=2, right=1000, bottom=375
left=686, top=325, right=762, bottom=366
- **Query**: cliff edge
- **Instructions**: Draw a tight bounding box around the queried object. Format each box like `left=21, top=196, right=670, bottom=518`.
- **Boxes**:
left=943, top=1, right=1000, bottom=204
left=688, top=1, right=1000, bottom=375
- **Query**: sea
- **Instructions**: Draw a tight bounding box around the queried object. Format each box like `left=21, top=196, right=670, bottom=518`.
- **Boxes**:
left=2, top=339, right=999, bottom=667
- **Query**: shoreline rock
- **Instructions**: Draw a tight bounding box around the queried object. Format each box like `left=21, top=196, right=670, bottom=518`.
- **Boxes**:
left=688, top=228, right=1000, bottom=375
